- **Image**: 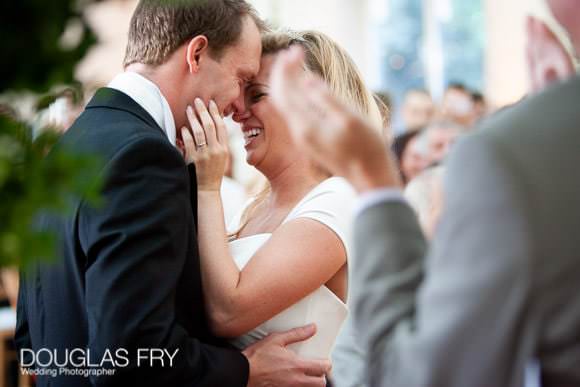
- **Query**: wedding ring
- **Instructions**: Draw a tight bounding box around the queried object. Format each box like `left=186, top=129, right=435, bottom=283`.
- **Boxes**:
left=196, top=142, right=207, bottom=149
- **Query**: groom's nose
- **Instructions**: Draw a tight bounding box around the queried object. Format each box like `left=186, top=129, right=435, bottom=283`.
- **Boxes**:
left=231, top=93, right=251, bottom=123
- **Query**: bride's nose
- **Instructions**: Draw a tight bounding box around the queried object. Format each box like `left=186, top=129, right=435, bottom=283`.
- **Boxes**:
left=232, top=107, right=251, bottom=123
left=231, top=88, right=253, bottom=123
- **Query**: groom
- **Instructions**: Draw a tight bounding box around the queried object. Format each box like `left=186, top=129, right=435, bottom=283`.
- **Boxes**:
left=16, top=1, right=330, bottom=386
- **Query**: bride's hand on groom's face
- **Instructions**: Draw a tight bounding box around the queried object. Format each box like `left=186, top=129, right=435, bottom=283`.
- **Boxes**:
left=181, top=98, right=229, bottom=192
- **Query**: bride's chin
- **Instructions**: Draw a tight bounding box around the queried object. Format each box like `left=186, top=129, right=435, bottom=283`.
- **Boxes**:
left=245, top=153, right=258, bottom=167
left=246, top=154, right=267, bottom=173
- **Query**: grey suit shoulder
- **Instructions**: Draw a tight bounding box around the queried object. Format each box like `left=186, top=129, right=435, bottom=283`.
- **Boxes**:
left=350, top=75, right=580, bottom=387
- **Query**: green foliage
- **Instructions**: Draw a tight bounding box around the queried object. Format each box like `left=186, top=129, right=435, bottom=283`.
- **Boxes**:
left=0, top=0, right=103, bottom=267
left=0, top=0, right=98, bottom=94
left=0, top=116, right=103, bottom=267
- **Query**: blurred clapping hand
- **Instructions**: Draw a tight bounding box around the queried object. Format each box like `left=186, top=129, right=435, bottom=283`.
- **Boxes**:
left=268, top=46, right=402, bottom=193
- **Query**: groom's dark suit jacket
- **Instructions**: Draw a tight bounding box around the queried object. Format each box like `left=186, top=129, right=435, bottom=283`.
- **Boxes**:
left=15, top=88, right=249, bottom=387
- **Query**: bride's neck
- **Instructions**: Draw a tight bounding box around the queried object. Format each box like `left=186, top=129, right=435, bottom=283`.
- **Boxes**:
left=265, top=160, right=327, bottom=209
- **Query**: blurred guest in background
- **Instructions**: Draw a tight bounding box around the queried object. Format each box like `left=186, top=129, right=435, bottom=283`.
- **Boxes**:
left=421, top=120, right=463, bottom=166
left=48, top=87, right=84, bottom=132
left=404, top=166, right=445, bottom=239
left=440, top=82, right=475, bottom=127
left=0, top=103, right=18, bottom=121
left=392, top=130, right=427, bottom=185
left=0, top=269, right=18, bottom=309
left=399, top=88, right=435, bottom=133
left=268, top=0, right=580, bottom=382
left=470, top=91, right=488, bottom=123
left=34, top=87, right=85, bottom=134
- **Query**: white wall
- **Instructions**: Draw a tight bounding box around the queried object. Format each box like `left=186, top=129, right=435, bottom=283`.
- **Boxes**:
left=485, top=0, right=529, bottom=107
left=76, top=0, right=138, bottom=87
left=249, top=0, right=380, bottom=89
left=71, top=0, right=535, bottom=190
left=76, top=0, right=378, bottom=89
left=75, top=0, right=533, bottom=107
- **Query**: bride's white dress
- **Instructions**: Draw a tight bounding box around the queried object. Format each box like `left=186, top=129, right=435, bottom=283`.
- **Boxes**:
left=227, top=177, right=355, bottom=359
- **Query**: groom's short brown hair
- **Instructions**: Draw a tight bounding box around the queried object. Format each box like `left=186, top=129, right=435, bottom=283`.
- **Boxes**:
left=123, top=0, right=266, bottom=67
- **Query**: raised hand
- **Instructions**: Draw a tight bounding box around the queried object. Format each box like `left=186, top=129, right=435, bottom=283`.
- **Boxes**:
left=269, top=46, right=402, bottom=193
left=181, top=98, right=229, bottom=192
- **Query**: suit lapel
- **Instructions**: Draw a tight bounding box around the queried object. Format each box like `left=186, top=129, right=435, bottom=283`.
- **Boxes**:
left=86, top=88, right=166, bottom=137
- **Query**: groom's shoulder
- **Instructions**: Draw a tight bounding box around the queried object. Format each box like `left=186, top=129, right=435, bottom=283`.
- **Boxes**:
left=63, top=88, right=172, bottom=163
left=73, top=87, right=161, bottom=137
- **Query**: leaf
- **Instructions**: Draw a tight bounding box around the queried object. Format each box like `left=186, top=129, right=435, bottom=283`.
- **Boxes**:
left=0, top=116, right=103, bottom=268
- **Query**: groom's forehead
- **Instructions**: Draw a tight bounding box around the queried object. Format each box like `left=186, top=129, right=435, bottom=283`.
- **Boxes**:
left=231, top=16, right=263, bottom=77
left=225, top=45, right=261, bottom=81
left=219, top=46, right=259, bottom=81
left=241, top=59, right=260, bottom=80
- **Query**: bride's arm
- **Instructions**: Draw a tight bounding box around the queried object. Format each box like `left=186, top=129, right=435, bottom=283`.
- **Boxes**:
left=182, top=99, right=346, bottom=338
left=198, top=192, right=345, bottom=338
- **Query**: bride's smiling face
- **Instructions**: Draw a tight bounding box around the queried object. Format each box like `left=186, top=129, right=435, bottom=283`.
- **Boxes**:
left=238, top=54, right=296, bottom=172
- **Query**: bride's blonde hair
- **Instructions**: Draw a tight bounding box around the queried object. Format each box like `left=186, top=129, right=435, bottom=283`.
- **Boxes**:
left=263, top=30, right=385, bottom=127
left=230, top=30, right=386, bottom=238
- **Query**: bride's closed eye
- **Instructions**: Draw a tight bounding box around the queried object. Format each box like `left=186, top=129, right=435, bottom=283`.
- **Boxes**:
left=250, top=92, right=267, bottom=103
left=246, top=83, right=269, bottom=105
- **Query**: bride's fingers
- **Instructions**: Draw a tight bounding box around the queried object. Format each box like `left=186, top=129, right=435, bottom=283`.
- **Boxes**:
left=280, top=46, right=306, bottom=81
left=306, top=76, right=367, bottom=138
left=310, top=77, right=353, bottom=120
left=208, top=100, right=227, bottom=145
left=186, top=104, right=207, bottom=147
left=180, top=126, right=196, bottom=164
left=176, top=138, right=185, bottom=157
left=270, top=47, right=323, bottom=138
left=194, top=98, right=217, bottom=147
left=304, top=78, right=344, bottom=129
left=285, top=80, right=323, bottom=137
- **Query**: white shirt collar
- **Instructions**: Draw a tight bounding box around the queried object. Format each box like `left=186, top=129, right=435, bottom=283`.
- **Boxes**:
left=108, top=72, right=177, bottom=146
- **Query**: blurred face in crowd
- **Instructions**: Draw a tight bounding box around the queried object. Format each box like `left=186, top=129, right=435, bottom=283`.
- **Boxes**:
left=237, top=54, right=296, bottom=173
left=401, top=137, right=428, bottom=182
left=404, top=167, right=445, bottom=239
left=426, top=124, right=461, bottom=165
left=402, top=90, right=435, bottom=131
left=471, top=94, right=487, bottom=122
left=441, top=87, right=474, bottom=127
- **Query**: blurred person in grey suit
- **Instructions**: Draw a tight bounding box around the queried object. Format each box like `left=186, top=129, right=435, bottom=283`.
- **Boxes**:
left=266, top=0, right=580, bottom=386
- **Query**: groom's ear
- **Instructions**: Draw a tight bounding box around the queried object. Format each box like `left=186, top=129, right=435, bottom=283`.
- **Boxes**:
left=186, top=35, right=210, bottom=74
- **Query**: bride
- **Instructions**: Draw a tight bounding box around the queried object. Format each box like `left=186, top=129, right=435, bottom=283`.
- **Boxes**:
left=180, top=30, right=383, bottom=360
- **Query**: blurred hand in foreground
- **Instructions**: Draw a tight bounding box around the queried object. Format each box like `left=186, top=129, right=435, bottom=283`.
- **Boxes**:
left=268, top=46, right=402, bottom=193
